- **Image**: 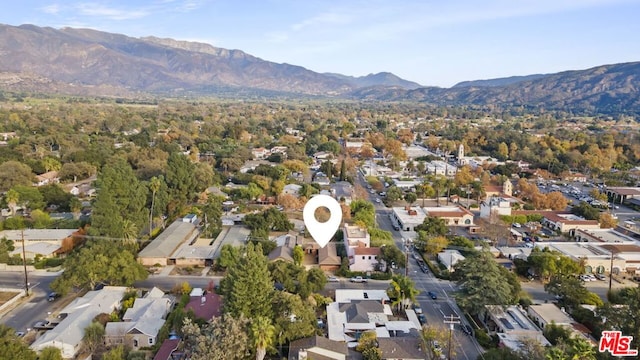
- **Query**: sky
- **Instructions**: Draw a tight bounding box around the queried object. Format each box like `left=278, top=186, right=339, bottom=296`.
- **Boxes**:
left=2, top=0, right=640, bottom=87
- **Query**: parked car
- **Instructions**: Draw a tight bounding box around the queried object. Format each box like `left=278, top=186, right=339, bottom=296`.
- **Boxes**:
left=350, top=276, right=368, bottom=283
left=413, top=304, right=423, bottom=314
left=418, top=313, right=427, bottom=324
left=327, top=276, right=339, bottom=282
left=595, top=274, right=606, bottom=281
left=428, top=291, right=438, bottom=300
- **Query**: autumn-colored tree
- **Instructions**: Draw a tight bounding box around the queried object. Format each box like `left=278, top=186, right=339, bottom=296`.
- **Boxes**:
left=545, top=191, right=569, bottom=211
left=599, top=213, right=618, bottom=228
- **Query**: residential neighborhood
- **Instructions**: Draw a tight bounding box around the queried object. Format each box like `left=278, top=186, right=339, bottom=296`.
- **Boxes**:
left=1, top=100, right=640, bottom=360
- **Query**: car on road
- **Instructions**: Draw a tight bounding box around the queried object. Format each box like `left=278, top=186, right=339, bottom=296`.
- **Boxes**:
left=375, top=198, right=381, bottom=203
left=47, top=292, right=59, bottom=302
left=327, top=276, right=339, bottom=282
left=461, top=324, right=473, bottom=335
left=595, top=274, right=606, bottom=281
left=418, top=313, right=427, bottom=324
left=350, top=276, right=368, bottom=283
left=428, top=291, right=438, bottom=300
left=420, top=265, right=429, bottom=273
left=15, top=331, right=25, bottom=337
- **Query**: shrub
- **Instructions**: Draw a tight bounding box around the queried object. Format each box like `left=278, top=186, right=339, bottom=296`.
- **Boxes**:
left=475, top=329, right=497, bottom=349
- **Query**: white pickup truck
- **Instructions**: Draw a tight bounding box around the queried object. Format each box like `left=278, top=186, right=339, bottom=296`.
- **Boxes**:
left=350, top=276, right=368, bottom=283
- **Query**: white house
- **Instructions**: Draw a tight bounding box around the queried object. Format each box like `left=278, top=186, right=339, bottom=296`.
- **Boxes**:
left=31, top=287, right=128, bottom=359
left=438, top=250, right=465, bottom=272
left=282, top=184, right=302, bottom=197
left=480, top=197, right=512, bottom=218
left=350, top=247, right=382, bottom=272
left=105, top=287, right=171, bottom=351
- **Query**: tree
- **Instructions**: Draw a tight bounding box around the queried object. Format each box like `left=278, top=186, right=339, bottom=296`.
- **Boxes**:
left=452, top=251, right=519, bottom=315
left=148, top=175, right=162, bottom=234
left=420, top=235, right=448, bottom=256
left=201, top=195, right=223, bottom=237
left=356, top=331, right=382, bottom=360
left=0, top=324, right=36, bottom=360
left=102, top=345, right=125, bottom=360
left=83, top=321, right=105, bottom=353
left=11, top=185, right=46, bottom=211
left=90, top=157, right=148, bottom=238
left=380, top=245, right=406, bottom=270
left=182, top=315, right=251, bottom=360
left=221, top=243, right=275, bottom=320
left=0, top=161, right=35, bottom=192
left=271, top=292, right=317, bottom=345
left=404, top=192, right=417, bottom=206
left=38, top=347, right=63, bottom=360
left=545, top=191, right=569, bottom=211
left=30, top=209, right=51, bottom=228
left=385, top=186, right=403, bottom=203
left=305, top=267, right=328, bottom=293
left=292, top=245, right=304, bottom=266
left=387, top=275, right=420, bottom=312
left=251, top=316, right=276, bottom=360
left=4, top=189, right=19, bottom=216
left=166, top=152, right=197, bottom=213
left=217, top=244, right=242, bottom=270
left=420, top=326, right=450, bottom=360
left=51, top=240, right=148, bottom=295
left=545, top=275, right=601, bottom=311
left=415, top=216, right=448, bottom=237
left=599, top=213, right=618, bottom=229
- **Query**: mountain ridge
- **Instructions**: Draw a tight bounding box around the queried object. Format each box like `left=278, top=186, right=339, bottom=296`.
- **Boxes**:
left=0, top=23, right=639, bottom=114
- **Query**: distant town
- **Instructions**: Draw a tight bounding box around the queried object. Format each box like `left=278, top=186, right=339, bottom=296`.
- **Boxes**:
left=0, top=99, right=638, bottom=360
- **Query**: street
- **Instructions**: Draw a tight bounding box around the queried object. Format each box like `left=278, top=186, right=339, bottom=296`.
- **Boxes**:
left=0, top=272, right=58, bottom=334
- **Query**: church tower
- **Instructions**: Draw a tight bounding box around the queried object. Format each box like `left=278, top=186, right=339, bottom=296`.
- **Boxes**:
left=457, top=144, right=465, bottom=165
left=503, top=179, right=513, bottom=196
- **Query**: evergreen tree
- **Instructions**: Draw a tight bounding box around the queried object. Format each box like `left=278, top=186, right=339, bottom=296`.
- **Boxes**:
left=166, top=152, right=197, bottom=213
left=90, top=157, right=148, bottom=238
left=222, top=243, right=274, bottom=319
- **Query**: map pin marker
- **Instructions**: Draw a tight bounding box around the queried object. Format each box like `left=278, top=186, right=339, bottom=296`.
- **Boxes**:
left=303, top=194, right=342, bottom=248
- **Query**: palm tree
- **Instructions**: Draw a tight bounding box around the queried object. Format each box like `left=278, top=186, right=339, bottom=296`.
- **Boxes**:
left=122, top=219, right=139, bottom=252
left=388, top=275, right=420, bottom=311
left=251, top=316, right=275, bottom=360
left=148, top=176, right=162, bottom=236
left=569, top=338, right=596, bottom=360
left=445, top=178, right=455, bottom=205
left=5, top=188, right=19, bottom=216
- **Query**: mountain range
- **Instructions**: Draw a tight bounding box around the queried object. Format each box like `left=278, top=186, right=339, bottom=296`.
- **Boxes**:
left=0, top=23, right=638, bottom=114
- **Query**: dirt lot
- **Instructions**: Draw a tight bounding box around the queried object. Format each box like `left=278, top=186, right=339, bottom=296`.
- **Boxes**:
left=0, top=291, right=21, bottom=306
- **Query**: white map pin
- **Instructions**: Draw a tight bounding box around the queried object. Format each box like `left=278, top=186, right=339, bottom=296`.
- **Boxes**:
left=303, top=194, right=342, bottom=248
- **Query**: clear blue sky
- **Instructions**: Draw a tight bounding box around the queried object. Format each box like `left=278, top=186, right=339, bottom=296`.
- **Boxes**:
left=2, top=0, right=640, bottom=87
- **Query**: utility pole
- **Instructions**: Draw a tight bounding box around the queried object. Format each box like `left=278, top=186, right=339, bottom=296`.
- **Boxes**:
left=609, top=250, right=614, bottom=292
left=444, top=314, right=460, bottom=360
left=405, top=245, right=409, bottom=277
left=21, top=228, right=29, bottom=296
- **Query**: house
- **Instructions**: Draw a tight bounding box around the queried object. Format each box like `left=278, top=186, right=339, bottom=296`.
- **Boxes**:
left=527, top=303, right=593, bottom=341
left=438, top=250, right=465, bottom=272
left=351, top=247, right=382, bottom=272
left=483, top=305, right=550, bottom=352
left=105, top=288, right=171, bottom=351
left=343, top=225, right=381, bottom=272
left=34, top=171, right=59, bottom=186
left=391, top=206, right=427, bottom=232
left=327, top=290, right=417, bottom=346
left=541, top=212, right=600, bottom=233
left=137, top=220, right=199, bottom=266
left=480, top=197, right=512, bottom=218
left=185, top=288, right=222, bottom=321
left=282, top=183, right=302, bottom=197
left=378, top=337, right=425, bottom=360
left=605, top=187, right=640, bottom=205
left=251, top=147, right=270, bottom=159
left=153, top=339, right=182, bottom=360
left=423, top=206, right=474, bottom=227
left=288, top=335, right=351, bottom=360
left=31, top=286, right=128, bottom=358
left=318, top=243, right=342, bottom=271
left=1, top=229, right=77, bottom=260
left=332, top=181, right=354, bottom=204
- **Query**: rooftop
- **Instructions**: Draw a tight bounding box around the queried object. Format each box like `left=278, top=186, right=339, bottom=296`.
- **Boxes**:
left=0, top=229, right=75, bottom=241
left=528, top=304, right=573, bottom=325
left=138, top=220, right=198, bottom=259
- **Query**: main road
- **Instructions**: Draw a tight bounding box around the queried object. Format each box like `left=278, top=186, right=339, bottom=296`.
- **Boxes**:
left=357, top=172, right=484, bottom=360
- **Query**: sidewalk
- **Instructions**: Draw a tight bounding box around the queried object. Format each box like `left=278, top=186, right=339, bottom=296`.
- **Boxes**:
left=157, top=265, right=175, bottom=276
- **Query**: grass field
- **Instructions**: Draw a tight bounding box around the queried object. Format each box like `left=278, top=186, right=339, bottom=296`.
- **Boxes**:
left=0, top=291, right=21, bottom=305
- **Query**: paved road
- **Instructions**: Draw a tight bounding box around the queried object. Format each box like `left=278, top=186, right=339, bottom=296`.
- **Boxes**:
left=0, top=272, right=59, bottom=334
